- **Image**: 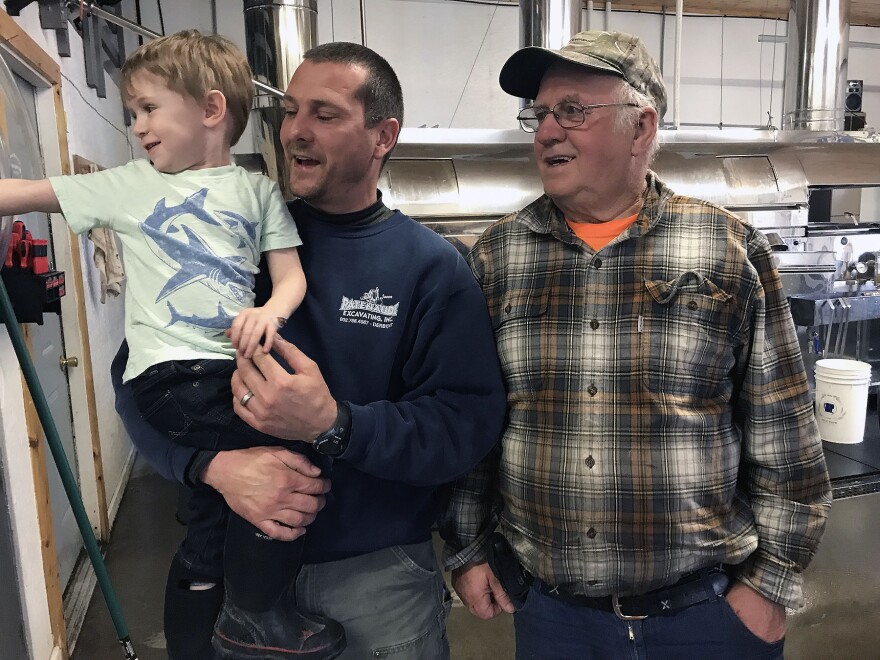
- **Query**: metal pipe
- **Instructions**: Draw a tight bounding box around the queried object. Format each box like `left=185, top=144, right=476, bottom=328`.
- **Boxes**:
left=244, top=0, right=318, bottom=195
left=782, top=0, right=850, bottom=130
left=673, top=0, right=682, bottom=129
left=254, top=80, right=285, bottom=98
left=605, top=0, right=611, bottom=30
left=70, top=0, right=285, bottom=98
left=360, top=0, right=368, bottom=46
left=244, top=0, right=316, bottom=100
left=519, top=0, right=581, bottom=51
left=659, top=5, right=666, bottom=76
left=586, top=1, right=593, bottom=30
left=69, top=0, right=156, bottom=39
left=518, top=0, right=581, bottom=107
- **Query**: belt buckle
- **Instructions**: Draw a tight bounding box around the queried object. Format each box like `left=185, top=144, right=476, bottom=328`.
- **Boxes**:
left=611, top=595, right=648, bottom=621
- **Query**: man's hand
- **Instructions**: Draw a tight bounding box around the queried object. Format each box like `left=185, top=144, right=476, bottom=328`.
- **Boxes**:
left=231, top=337, right=337, bottom=442
left=451, top=561, right=516, bottom=620
left=201, top=447, right=330, bottom=541
left=724, top=581, right=786, bottom=643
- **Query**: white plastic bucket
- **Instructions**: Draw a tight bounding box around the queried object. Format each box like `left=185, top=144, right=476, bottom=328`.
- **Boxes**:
left=814, top=359, right=871, bottom=444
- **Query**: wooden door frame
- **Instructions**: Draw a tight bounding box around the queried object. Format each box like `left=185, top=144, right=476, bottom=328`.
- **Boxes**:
left=0, top=10, right=108, bottom=659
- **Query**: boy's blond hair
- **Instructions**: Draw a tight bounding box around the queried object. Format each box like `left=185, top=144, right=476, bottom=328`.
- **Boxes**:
left=120, top=30, right=253, bottom=146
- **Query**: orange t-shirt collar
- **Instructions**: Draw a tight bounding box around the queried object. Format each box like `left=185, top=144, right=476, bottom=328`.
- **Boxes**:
left=566, top=212, right=640, bottom=251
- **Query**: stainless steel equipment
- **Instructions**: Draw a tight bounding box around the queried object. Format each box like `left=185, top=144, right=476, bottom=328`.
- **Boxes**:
left=783, top=0, right=850, bottom=130
left=244, top=0, right=317, bottom=199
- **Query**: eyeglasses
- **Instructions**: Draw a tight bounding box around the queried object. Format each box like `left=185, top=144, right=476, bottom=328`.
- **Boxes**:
left=516, top=101, right=640, bottom=133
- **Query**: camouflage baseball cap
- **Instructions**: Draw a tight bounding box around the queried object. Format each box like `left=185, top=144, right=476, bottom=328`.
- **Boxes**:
left=499, top=30, right=667, bottom=119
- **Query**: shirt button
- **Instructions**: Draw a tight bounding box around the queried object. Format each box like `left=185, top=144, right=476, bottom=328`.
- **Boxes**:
left=593, top=258, right=602, bottom=269
left=505, top=304, right=512, bottom=313
left=687, top=300, right=698, bottom=311
left=590, top=319, right=599, bottom=330
left=587, top=384, right=598, bottom=396
left=193, top=364, right=202, bottom=371
left=586, top=527, right=597, bottom=539
left=585, top=455, right=595, bottom=468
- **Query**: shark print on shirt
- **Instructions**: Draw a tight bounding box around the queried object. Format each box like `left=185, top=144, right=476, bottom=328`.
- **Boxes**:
left=138, top=188, right=258, bottom=333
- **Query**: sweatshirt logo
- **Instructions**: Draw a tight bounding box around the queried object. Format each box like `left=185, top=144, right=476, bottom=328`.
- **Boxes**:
left=339, top=287, right=399, bottom=329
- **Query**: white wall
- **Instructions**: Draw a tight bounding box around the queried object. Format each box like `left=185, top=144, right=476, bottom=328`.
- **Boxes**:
left=312, top=1, right=876, bottom=132
left=43, top=10, right=135, bottom=527
left=123, top=2, right=880, bottom=132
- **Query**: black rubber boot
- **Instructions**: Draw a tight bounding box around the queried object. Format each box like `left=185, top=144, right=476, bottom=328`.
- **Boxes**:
left=211, top=584, right=346, bottom=659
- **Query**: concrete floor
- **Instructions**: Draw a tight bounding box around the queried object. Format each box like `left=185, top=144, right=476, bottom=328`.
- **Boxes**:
left=71, top=458, right=515, bottom=660
left=72, top=457, right=880, bottom=660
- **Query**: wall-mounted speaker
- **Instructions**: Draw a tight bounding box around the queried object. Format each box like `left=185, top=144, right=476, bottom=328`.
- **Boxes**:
left=845, top=80, right=864, bottom=112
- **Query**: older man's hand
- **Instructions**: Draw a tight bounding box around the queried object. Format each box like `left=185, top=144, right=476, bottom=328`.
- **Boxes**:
left=724, top=581, right=787, bottom=643
left=452, top=562, right=516, bottom=620
left=202, top=446, right=330, bottom=541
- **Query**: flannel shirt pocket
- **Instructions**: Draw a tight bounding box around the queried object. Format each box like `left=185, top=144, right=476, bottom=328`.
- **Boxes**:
left=641, top=272, right=736, bottom=398
left=495, top=292, right=550, bottom=402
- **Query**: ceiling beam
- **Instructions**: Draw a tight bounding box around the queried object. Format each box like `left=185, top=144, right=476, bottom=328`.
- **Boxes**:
left=582, top=1, right=879, bottom=27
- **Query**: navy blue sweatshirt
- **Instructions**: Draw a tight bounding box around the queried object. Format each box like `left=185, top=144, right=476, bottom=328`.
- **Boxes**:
left=112, top=199, right=506, bottom=563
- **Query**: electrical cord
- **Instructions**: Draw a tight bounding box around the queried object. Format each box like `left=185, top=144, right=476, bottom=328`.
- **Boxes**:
left=60, top=71, right=135, bottom=158
left=449, top=2, right=499, bottom=127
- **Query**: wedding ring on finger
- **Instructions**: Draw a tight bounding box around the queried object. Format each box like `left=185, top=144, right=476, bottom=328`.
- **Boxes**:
left=240, top=390, right=255, bottom=408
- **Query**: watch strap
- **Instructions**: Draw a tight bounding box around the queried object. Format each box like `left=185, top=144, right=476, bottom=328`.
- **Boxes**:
left=313, top=400, right=352, bottom=456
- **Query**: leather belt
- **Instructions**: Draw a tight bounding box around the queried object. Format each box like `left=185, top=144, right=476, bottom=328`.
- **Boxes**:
left=537, top=566, right=730, bottom=620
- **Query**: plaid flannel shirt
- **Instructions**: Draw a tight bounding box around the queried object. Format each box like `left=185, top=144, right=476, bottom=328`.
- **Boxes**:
left=439, top=173, right=831, bottom=610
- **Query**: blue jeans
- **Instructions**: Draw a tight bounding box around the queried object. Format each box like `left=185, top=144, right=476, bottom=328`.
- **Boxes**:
left=515, top=580, right=785, bottom=660
left=131, top=358, right=314, bottom=581
left=129, top=358, right=288, bottom=454
left=296, top=541, right=452, bottom=659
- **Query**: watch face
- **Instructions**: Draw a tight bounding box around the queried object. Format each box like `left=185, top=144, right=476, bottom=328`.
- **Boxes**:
left=316, top=433, right=344, bottom=456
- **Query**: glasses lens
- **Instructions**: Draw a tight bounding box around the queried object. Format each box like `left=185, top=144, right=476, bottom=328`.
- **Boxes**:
left=555, top=102, right=586, bottom=128
left=517, top=108, right=540, bottom=133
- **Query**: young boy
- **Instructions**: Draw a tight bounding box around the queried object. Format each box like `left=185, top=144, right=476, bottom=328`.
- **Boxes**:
left=0, top=30, right=344, bottom=660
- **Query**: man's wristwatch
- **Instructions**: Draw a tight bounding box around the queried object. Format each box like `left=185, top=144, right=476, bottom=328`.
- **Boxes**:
left=313, top=401, right=352, bottom=456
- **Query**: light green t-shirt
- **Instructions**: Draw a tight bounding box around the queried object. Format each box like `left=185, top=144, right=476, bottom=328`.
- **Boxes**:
left=50, top=160, right=301, bottom=382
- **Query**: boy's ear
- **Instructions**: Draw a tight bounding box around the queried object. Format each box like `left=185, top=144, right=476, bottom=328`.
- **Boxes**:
left=203, top=90, right=228, bottom=129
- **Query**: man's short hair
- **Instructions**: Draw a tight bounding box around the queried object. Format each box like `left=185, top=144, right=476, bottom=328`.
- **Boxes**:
left=302, top=42, right=404, bottom=131
left=120, top=30, right=254, bottom=146
left=499, top=30, right=667, bottom=120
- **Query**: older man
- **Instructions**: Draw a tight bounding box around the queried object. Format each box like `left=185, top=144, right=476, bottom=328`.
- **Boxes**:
left=441, top=30, right=831, bottom=659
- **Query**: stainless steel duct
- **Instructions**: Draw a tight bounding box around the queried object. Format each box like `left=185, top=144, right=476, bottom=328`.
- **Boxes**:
left=518, top=0, right=582, bottom=107
left=782, top=0, right=850, bottom=130
left=519, top=0, right=581, bottom=51
left=244, top=0, right=318, bottom=196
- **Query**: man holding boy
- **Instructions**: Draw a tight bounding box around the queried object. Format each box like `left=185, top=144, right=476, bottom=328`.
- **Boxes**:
left=114, top=40, right=507, bottom=659
left=1, top=30, right=358, bottom=659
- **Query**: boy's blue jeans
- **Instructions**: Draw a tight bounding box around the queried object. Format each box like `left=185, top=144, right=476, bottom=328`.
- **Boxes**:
left=515, top=579, right=785, bottom=660
left=129, top=358, right=314, bottom=587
